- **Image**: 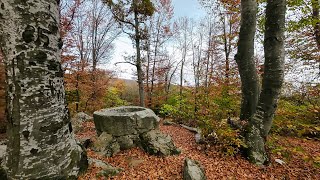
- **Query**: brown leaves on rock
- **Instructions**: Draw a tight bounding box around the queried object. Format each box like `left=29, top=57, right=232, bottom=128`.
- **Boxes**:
left=79, top=121, right=320, bottom=179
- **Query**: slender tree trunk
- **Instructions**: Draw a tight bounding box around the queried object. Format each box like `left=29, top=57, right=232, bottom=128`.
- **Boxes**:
left=146, top=41, right=151, bottom=107
left=205, top=23, right=212, bottom=89
left=76, top=70, right=80, bottom=112
left=165, top=63, right=178, bottom=101
left=150, top=34, right=159, bottom=108
left=133, top=2, right=145, bottom=107
left=235, top=0, right=259, bottom=121
left=312, top=0, right=320, bottom=49
left=312, top=0, right=320, bottom=73
left=223, top=16, right=231, bottom=82
left=0, top=0, right=87, bottom=178
left=245, top=0, right=286, bottom=165
left=179, top=59, right=185, bottom=102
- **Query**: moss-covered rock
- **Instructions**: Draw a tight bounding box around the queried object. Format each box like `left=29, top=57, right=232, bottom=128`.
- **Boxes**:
left=140, top=130, right=181, bottom=156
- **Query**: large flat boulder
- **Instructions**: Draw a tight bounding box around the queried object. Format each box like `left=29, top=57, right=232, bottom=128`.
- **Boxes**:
left=94, top=106, right=160, bottom=136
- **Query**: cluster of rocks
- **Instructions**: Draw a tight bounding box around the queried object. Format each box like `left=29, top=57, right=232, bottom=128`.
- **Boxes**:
left=92, top=106, right=181, bottom=157
left=74, top=107, right=206, bottom=179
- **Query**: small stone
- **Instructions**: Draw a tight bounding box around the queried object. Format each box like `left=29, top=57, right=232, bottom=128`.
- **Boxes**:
left=195, top=133, right=202, bottom=144
left=163, top=120, right=175, bottom=126
left=275, top=158, right=286, bottom=165
left=89, top=158, right=122, bottom=178
left=183, top=158, right=206, bottom=180
left=126, top=157, right=144, bottom=167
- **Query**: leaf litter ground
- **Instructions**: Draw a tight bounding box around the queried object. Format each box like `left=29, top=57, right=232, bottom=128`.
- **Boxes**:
left=77, top=121, right=319, bottom=179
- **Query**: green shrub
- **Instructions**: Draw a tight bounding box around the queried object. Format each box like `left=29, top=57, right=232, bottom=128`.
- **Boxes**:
left=160, top=84, right=244, bottom=156
left=272, top=97, right=320, bottom=139
left=198, top=120, right=246, bottom=156
left=104, top=87, right=129, bottom=108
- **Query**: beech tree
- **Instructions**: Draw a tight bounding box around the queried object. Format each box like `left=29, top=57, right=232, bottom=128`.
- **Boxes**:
left=236, top=0, right=286, bottom=164
left=235, top=0, right=259, bottom=121
left=105, top=0, right=155, bottom=107
left=0, top=0, right=87, bottom=178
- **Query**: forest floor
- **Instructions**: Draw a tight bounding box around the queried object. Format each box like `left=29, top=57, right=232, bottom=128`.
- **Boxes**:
left=78, top=121, right=320, bottom=180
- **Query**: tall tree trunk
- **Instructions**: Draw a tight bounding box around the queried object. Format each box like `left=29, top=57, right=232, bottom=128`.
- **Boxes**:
left=245, top=0, right=286, bottom=165
left=223, top=16, right=231, bottom=82
left=235, top=0, right=259, bottom=121
left=134, top=2, right=145, bottom=107
left=0, top=0, right=87, bottom=178
left=146, top=41, right=151, bottom=107
left=312, top=0, right=320, bottom=49
left=205, top=22, right=212, bottom=89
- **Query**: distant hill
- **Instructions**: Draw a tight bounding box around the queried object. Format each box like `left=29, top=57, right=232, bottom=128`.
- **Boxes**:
left=113, top=78, right=138, bottom=87
left=111, top=78, right=139, bottom=105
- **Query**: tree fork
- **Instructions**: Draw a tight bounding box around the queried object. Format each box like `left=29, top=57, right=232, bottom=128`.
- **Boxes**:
left=245, top=0, right=286, bottom=165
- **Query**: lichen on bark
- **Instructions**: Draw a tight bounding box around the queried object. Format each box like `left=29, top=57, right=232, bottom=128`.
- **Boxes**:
left=0, top=0, right=87, bottom=179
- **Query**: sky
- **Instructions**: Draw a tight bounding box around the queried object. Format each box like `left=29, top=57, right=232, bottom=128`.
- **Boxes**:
left=171, top=0, right=205, bottom=19
left=108, top=0, right=206, bottom=80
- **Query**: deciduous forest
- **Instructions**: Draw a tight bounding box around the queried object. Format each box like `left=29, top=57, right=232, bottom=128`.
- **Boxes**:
left=0, top=0, right=319, bottom=179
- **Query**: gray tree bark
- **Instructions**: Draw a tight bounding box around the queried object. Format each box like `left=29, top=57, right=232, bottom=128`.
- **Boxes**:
left=133, top=0, right=145, bottom=107
left=0, top=0, right=87, bottom=179
left=245, top=0, right=286, bottom=165
left=235, top=0, right=259, bottom=121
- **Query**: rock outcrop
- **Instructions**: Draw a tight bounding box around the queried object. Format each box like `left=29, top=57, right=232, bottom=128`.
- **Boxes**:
left=88, top=158, right=122, bottom=178
left=183, top=158, right=206, bottom=180
left=140, top=130, right=181, bottom=156
left=93, top=106, right=180, bottom=157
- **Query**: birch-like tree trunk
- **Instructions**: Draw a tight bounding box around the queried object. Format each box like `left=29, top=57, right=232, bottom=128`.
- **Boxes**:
left=0, top=0, right=87, bottom=178
left=245, top=0, right=286, bottom=165
left=235, top=0, right=259, bottom=121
